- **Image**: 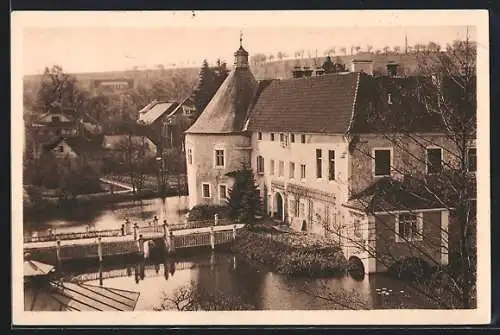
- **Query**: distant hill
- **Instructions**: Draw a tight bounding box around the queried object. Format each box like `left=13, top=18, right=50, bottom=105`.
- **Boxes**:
left=251, top=53, right=421, bottom=80
left=23, top=52, right=421, bottom=87
left=23, top=67, right=201, bottom=94
left=22, top=52, right=423, bottom=117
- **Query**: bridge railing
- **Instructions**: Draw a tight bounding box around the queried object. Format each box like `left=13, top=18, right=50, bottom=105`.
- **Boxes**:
left=24, top=216, right=236, bottom=244
left=24, top=229, right=123, bottom=244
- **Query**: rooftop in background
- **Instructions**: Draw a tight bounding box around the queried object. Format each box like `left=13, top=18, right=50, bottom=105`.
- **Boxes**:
left=137, top=101, right=179, bottom=125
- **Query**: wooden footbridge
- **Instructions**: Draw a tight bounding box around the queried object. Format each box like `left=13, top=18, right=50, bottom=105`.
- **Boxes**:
left=24, top=216, right=244, bottom=266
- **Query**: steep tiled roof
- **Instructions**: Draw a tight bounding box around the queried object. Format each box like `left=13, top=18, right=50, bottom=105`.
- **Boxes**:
left=185, top=68, right=257, bottom=134
left=349, top=75, right=447, bottom=134
left=246, top=72, right=360, bottom=133
left=138, top=101, right=179, bottom=125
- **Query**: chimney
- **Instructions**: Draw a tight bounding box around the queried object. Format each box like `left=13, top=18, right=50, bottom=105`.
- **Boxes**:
left=302, top=66, right=313, bottom=78
left=350, top=59, right=374, bottom=75
left=386, top=62, right=399, bottom=77
left=292, top=66, right=304, bottom=79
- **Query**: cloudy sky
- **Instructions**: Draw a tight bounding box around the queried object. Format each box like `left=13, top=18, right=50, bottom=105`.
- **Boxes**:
left=18, top=11, right=477, bottom=75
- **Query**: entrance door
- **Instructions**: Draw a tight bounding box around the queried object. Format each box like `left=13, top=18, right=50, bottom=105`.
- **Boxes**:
left=275, top=193, right=284, bottom=222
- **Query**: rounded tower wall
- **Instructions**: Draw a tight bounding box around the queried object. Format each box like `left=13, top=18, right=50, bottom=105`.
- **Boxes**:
left=185, top=133, right=251, bottom=209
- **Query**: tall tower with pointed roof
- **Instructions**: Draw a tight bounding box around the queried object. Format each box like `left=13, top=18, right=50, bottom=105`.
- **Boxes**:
left=184, top=36, right=258, bottom=209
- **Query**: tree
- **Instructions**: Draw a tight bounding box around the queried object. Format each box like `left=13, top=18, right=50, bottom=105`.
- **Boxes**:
left=276, top=51, right=287, bottom=61
left=393, top=46, right=401, bottom=54
left=250, top=53, right=267, bottom=66
left=383, top=46, right=390, bottom=55
left=366, top=45, right=373, bottom=53
left=154, top=281, right=254, bottom=311
left=115, top=128, right=150, bottom=193
left=226, top=165, right=262, bottom=223
left=36, top=65, right=89, bottom=114
left=415, top=36, right=477, bottom=308
left=427, top=41, right=441, bottom=53
left=318, top=36, right=477, bottom=310
left=192, top=60, right=217, bottom=115
left=340, top=47, right=347, bottom=56
left=354, top=46, right=361, bottom=54
left=268, top=54, right=275, bottom=62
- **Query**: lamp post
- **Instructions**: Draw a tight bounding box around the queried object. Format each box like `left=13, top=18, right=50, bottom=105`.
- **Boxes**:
left=156, top=154, right=166, bottom=197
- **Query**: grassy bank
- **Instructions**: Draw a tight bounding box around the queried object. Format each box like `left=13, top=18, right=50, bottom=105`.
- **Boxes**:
left=230, top=226, right=347, bottom=277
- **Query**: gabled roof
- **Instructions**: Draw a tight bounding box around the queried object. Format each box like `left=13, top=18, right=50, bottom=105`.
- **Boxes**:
left=342, top=177, right=444, bottom=214
left=246, top=72, right=360, bottom=133
left=43, top=136, right=102, bottom=156
left=137, top=101, right=179, bottom=125
left=185, top=67, right=257, bottom=134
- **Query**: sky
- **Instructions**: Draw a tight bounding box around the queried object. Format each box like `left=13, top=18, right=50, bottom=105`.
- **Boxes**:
left=19, top=11, right=477, bottom=75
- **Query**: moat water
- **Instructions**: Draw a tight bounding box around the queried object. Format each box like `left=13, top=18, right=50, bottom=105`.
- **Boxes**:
left=23, top=196, right=435, bottom=310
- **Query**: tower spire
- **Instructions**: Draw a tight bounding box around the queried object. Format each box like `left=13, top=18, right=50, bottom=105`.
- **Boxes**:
left=234, top=30, right=249, bottom=68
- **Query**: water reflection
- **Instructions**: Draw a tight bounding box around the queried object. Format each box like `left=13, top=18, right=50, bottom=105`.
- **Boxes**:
left=24, top=196, right=190, bottom=235
left=43, top=252, right=433, bottom=311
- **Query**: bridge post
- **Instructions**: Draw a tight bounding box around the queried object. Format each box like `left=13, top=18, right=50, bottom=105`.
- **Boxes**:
left=125, top=218, right=131, bottom=235
left=169, top=231, right=175, bottom=253
left=97, top=237, right=103, bottom=262
left=214, top=214, right=219, bottom=226
left=138, top=234, right=144, bottom=255
left=210, top=226, right=215, bottom=250
left=56, top=240, right=61, bottom=265
left=232, top=224, right=237, bottom=240
left=121, top=223, right=125, bottom=236
left=133, top=223, right=138, bottom=240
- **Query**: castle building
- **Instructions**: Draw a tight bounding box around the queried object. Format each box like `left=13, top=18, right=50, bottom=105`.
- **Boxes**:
left=185, top=40, right=475, bottom=274
left=185, top=39, right=258, bottom=209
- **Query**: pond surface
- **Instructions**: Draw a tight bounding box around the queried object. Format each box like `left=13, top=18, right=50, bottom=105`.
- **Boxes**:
left=23, top=196, right=437, bottom=310
left=65, top=252, right=435, bottom=310
left=24, top=196, right=190, bottom=235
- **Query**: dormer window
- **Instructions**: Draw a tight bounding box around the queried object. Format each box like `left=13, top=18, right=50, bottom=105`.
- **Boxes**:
left=51, top=116, right=61, bottom=123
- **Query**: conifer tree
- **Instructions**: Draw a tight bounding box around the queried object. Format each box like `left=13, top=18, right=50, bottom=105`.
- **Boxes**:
left=226, top=165, right=262, bottom=224
left=192, top=60, right=217, bottom=115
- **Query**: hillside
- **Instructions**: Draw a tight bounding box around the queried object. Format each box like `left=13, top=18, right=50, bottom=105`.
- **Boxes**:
left=23, top=52, right=420, bottom=88
left=22, top=52, right=423, bottom=121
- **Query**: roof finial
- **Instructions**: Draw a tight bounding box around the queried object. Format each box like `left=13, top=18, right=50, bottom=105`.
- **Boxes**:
left=240, top=30, right=243, bottom=47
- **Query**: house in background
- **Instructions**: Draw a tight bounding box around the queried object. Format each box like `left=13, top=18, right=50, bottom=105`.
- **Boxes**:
left=42, top=136, right=104, bottom=174
left=185, top=40, right=474, bottom=274
left=31, top=104, right=103, bottom=152
left=102, top=133, right=157, bottom=159
left=137, top=97, right=197, bottom=154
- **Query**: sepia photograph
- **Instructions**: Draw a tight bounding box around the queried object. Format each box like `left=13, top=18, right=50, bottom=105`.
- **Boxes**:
left=11, top=10, right=490, bottom=325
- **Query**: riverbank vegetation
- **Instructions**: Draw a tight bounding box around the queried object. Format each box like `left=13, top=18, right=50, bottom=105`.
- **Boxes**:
left=230, top=225, right=347, bottom=277
left=154, top=281, right=254, bottom=311
left=186, top=204, right=229, bottom=222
